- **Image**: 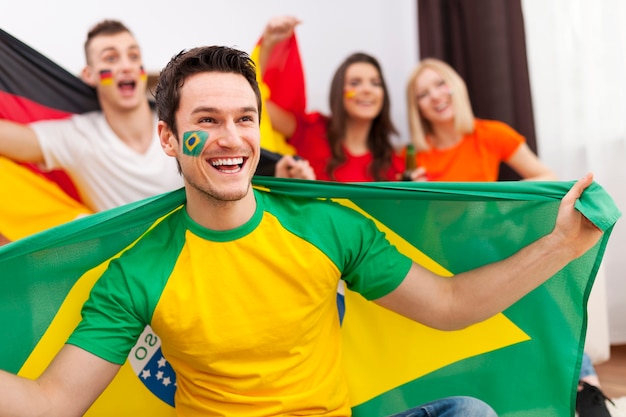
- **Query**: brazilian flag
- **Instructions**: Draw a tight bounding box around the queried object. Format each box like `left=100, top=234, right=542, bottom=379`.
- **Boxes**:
left=0, top=178, right=620, bottom=416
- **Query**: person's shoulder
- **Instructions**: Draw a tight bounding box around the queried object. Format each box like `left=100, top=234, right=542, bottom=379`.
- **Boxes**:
left=115, top=207, right=186, bottom=261
left=256, top=187, right=364, bottom=219
left=65, top=110, right=107, bottom=128
left=295, top=111, right=329, bottom=128
left=72, top=110, right=105, bottom=120
left=474, top=118, right=519, bottom=135
left=254, top=187, right=378, bottom=245
left=473, top=119, right=525, bottom=150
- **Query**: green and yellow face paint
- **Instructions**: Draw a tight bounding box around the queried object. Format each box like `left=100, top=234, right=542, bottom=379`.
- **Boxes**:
left=99, top=69, right=113, bottom=86
left=182, top=130, right=208, bottom=156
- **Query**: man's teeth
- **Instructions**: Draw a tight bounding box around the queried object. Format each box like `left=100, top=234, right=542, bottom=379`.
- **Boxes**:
left=211, top=157, right=244, bottom=166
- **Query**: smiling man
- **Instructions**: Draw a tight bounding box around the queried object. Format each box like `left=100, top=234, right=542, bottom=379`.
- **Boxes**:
left=0, top=45, right=604, bottom=417
left=0, top=20, right=182, bottom=212
left=0, top=20, right=313, bottom=216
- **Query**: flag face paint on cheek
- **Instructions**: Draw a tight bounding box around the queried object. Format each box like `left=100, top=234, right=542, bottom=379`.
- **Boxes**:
left=344, top=89, right=357, bottom=99
left=140, top=66, right=147, bottom=82
left=182, top=130, right=208, bottom=156
left=99, top=70, right=113, bottom=86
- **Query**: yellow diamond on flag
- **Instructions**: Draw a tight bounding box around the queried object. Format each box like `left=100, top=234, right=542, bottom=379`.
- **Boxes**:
left=335, top=199, right=530, bottom=406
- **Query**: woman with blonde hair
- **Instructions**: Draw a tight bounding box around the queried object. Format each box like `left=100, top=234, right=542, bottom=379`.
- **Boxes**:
left=406, top=60, right=609, bottom=417
left=404, top=58, right=556, bottom=182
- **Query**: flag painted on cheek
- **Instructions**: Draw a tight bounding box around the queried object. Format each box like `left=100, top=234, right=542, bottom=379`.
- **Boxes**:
left=183, top=130, right=208, bottom=156
left=344, top=89, right=357, bottom=99
left=99, top=69, right=113, bottom=86
left=0, top=179, right=620, bottom=416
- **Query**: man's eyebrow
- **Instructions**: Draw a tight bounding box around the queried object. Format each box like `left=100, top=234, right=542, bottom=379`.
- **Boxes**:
left=98, top=46, right=117, bottom=56
left=241, top=106, right=258, bottom=114
left=98, top=44, right=140, bottom=56
left=191, top=106, right=258, bottom=114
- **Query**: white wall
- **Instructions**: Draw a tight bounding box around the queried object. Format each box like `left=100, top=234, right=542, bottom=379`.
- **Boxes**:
left=522, top=0, right=626, bottom=344
left=0, top=0, right=417, bottom=143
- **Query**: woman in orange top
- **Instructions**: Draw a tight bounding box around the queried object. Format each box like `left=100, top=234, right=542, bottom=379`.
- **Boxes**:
left=404, top=58, right=556, bottom=182
left=404, top=59, right=610, bottom=417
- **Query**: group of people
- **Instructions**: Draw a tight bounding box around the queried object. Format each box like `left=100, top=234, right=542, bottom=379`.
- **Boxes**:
left=0, top=15, right=610, bottom=417
left=0, top=15, right=559, bottom=214
left=260, top=17, right=610, bottom=417
left=260, top=16, right=557, bottom=185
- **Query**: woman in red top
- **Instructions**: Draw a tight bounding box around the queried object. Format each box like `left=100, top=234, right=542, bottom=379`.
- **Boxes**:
left=260, top=16, right=404, bottom=182
left=404, top=58, right=556, bottom=182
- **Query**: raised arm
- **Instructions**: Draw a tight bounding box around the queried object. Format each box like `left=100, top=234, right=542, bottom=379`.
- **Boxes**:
left=0, top=345, right=120, bottom=417
left=258, top=16, right=301, bottom=138
left=0, top=120, right=44, bottom=163
left=375, top=173, right=602, bottom=330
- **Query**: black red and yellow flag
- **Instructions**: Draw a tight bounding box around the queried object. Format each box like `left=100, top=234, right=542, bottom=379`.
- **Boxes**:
left=0, top=28, right=96, bottom=242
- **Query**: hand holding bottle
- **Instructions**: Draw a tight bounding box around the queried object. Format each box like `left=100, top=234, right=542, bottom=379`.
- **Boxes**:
left=402, top=144, right=429, bottom=181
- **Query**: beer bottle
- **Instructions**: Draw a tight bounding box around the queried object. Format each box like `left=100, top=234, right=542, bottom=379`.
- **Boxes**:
left=402, top=144, right=416, bottom=181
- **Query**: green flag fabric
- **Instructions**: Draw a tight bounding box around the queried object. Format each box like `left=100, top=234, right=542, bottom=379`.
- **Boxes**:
left=0, top=178, right=620, bottom=416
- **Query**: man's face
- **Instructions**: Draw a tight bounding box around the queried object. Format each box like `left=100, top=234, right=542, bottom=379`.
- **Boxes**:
left=83, top=31, right=147, bottom=110
left=159, top=71, right=261, bottom=203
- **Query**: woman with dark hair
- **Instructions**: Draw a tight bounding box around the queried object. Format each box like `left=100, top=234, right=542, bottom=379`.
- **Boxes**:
left=259, top=16, right=404, bottom=182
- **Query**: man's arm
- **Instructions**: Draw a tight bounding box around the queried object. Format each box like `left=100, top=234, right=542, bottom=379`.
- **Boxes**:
left=0, top=345, right=120, bottom=417
left=0, top=120, right=44, bottom=162
left=375, top=173, right=602, bottom=330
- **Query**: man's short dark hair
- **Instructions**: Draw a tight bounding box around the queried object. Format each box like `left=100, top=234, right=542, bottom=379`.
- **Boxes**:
left=154, top=46, right=262, bottom=138
left=84, top=19, right=132, bottom=62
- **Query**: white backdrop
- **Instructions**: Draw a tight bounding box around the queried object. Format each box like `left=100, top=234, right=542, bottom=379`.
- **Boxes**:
left=522, top=0, right=626, bottom=344
left=0, top=0, right=417, bottom=143
left=4, top=1, right=623, bottom=342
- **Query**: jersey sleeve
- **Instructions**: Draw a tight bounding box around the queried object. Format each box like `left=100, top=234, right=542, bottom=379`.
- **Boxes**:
left=30, top=117, right=78, bottom=171
left=260, top=192, right=413, bottom=301
left=66, top=259, right=151, bottom=365
left=66, top=210, right=185, bottom=364
left=339, top=212, right=413, bottom=300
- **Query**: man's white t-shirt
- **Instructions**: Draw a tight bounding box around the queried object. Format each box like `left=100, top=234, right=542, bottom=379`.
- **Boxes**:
left=32, top=111, right=183, bottom=212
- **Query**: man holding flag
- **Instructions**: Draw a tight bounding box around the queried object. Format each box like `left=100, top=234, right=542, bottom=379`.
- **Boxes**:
left=0, top=19, right=182, bottom=213
left=0, top=44, right=605, bottom=416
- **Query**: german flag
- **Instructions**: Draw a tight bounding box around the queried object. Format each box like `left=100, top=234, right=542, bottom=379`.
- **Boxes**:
left=99, top=69, right=113, bottom=86
left=0, top=30, right=283, bottom=243
left=0, top=28, right=96, bottom=242
left=0, top=178, right=620, bottom=416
